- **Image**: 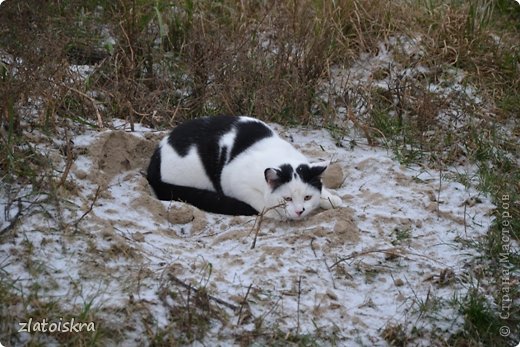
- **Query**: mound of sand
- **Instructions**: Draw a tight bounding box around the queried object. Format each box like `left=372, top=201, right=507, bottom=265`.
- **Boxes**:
left=87, top=130, right=157, bottom=182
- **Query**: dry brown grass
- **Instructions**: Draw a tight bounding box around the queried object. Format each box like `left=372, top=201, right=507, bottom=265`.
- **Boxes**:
left=1, top=0, right=517, bottom=131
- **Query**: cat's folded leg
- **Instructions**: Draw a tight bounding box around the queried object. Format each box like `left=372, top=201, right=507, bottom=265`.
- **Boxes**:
left=320, top=188, right=343, bottom=209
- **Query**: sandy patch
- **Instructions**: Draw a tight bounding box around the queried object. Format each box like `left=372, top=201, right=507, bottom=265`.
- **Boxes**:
left=1, top=124, right=494, bottom=346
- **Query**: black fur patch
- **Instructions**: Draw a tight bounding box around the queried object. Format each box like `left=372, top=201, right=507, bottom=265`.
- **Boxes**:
left=265, top=164, right=326, bottom=192
left=166, top=116, right=273, bottom=194
left=167, top=116, right=237, bottom=157
left=229, top=121, right=273, bottom=161
left=265, top=164, right=294, bottom=191
left=146, top=146, right=258, bottom=215
left=296, top=164, right=326, bottom=191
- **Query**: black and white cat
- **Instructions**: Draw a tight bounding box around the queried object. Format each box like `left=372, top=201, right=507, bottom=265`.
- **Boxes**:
left=147, top=116, right=342, bottom=220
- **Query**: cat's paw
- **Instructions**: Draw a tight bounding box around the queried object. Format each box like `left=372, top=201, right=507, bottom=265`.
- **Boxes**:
left=320, top=193, right=343, bottom=209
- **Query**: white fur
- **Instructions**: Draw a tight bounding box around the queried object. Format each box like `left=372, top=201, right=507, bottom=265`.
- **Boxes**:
left=218, top=128, right=237, bottom=163
left=221, top=136, right=315, bottom=220
left=159, top=137, right=214, bottom=191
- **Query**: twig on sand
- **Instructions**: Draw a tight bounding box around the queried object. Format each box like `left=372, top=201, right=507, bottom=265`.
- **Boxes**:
left=296, top=275, right=302, bottom=335
left=437, top=162, right=443, bottom=215
left=0, top=199, right=22, bottom=235
left=329, top=247, right=402, bottom=269
left=168, top=274, right=239, bottom=311
left=330, top=247, right=447, bottom=269
left=310, top=237, right=318, bottom=257
left=250, top=213, right=266, bottom=250
left=250, top=203, right=284, bottom=249
left=236, top=282, right=254, bottom=325
left=74, top=186, right=101, bottom=229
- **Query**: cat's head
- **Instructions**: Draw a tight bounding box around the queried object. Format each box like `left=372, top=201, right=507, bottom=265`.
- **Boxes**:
left=264, top=163, right=326, bottom=220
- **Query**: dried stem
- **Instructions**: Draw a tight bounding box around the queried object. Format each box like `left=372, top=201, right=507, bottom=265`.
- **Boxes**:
left=0, top=199, right=22, bottom=235
left=329, top=248, right=402, bottom=269
left=330, top=247, right=449, bottom=269
left=296, top=275, right=302, bottom=335
left=236, top=282, right=253, bottom=325
left=64, top=85, right=104, bottom=128
left=168, top=274, right=239, bottom=311
left=74, top=186, right=101, bottom=229
left=250, top=203, right=285, bottom=249
left=57, top=139, right=74, bottom=189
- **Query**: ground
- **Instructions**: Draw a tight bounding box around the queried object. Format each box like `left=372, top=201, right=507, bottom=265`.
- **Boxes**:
left=1, top=120, right=495, bottom=346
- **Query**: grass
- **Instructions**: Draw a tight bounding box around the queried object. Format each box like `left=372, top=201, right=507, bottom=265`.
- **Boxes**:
left=0, top=275, right=111, bottom=346
left=0, top=0, right=518, bottom=345
left=391, top=227, right=413, bottom=246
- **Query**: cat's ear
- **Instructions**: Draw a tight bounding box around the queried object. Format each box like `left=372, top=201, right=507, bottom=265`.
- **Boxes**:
left=308, top=164, right=327, bottom=177
left=299, top=164, right=327, bottom=188
left=264, top=168, right=282, bottom=189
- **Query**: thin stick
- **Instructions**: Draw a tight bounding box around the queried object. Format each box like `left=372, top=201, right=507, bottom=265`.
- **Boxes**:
left=437, top=163, right=443, bottom=216
left=310, top=237, right=317, bottom=257
left=236, top=283, right=253, bottom=325
left=74, top=186, right=101, bottom=229
left=57, top=139, right=73, bottom=188
left=187, top=284, right=192, bottom=337
left=250, top=212, right=265, bottom=250
left=463, top=202, right=467, bottom=236
left=330, top=247, right=449, bottom=269
left=0, top=199, right=22, bottom=235
left=329, top=248, right=401, bottom=269
left=250, top=203, right=284, bottom=249
left=65, top=85, right=104, bottom=128
left=296, top=275, right=302, bottom=335
left=119, top=21, right=135, bottom=67
left=168, top=274, right=239, bottom=311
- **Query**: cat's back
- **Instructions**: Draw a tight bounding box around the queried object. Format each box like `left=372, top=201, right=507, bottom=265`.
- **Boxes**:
left=159, top=115, right=276, bottom=192
left=167, top=115, right=273, bottom=158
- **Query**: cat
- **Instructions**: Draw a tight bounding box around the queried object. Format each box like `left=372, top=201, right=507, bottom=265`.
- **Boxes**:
left=147, top=115, right=342, bottom=220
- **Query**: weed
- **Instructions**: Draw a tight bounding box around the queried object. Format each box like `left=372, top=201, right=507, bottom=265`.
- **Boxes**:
left=382, top=323, right=409, bottom=347
left=0, top=271, right=114, bottom=346
left=449, top=287, right=509, bottom=346
left=391, top=227, right=413, bottom=246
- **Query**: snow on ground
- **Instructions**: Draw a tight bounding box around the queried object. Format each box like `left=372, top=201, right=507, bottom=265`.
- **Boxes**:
left=0, top=119, right=494, bottom=345
left=319, top=34, right=485, bottom=133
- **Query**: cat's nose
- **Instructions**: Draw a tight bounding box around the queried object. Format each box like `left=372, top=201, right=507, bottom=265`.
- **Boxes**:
left=296, top=209, right=305, bottom=216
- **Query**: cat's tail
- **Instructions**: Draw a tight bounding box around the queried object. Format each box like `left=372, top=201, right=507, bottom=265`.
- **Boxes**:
left=146, top=148, right=258, bottom=216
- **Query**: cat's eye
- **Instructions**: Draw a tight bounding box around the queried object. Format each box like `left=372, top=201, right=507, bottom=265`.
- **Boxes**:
left=284, top=197, right=293, bottom=202
left=304, top=195, right=312, bottom=201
